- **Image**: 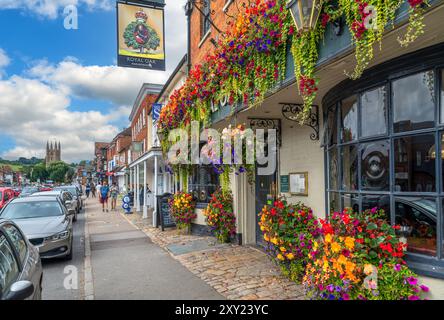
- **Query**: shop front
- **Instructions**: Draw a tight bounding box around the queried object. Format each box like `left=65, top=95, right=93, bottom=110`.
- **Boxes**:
left=323, top=43, right=444, bottom=277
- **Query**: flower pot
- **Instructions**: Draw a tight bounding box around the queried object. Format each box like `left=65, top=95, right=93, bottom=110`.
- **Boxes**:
left=177, top=224, right=191, bottom=235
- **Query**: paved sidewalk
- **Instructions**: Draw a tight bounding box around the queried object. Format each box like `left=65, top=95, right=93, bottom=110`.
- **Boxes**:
left=85, top=198, right=222, bottom=300
left=123, top=210, right=305, bottom=300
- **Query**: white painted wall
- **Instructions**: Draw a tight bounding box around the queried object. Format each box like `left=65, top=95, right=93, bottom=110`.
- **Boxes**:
left=279, top=118, right=326, bottom=219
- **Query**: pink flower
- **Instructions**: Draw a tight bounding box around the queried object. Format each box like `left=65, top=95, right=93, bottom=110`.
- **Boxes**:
left=408, top=295, right=420, bottom=300
left=420, top=285, right=430, bottom=292
left=394, top=264, right=401, bottom=272
left=407, top=277, right=418, bottom=286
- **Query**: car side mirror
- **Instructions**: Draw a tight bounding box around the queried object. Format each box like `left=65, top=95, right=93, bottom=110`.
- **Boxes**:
left=67, top=207, right=76, bottom=216
left=65, top=200, right=72, bottom=206
left=6, top=281, right=34, bottom=300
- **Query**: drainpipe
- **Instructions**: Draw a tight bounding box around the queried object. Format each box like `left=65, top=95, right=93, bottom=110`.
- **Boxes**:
left=185, top=0, right=193, bottom=75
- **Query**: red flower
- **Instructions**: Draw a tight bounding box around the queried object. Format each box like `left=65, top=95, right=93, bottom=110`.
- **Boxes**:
left=408, top=0, right=423, bottom=7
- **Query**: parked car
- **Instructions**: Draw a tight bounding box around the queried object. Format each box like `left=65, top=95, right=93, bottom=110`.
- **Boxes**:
left=12, top=188, right=21, bottom=198
left=39, top=186, right=52, bottom=192
left=53, top=186, right=83, bottom=213
left=30, top=191, right=78, bottom=222
left=19, top=187, right=39, bottom=198
left=0, top=219, right=43, bottom=300
left=0, top=197, right=74, bottom=260
left=0, top=188, right=15, bottom=210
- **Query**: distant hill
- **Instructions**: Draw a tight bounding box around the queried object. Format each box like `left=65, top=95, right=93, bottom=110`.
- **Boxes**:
left=0, top=157, right=43, bottom=166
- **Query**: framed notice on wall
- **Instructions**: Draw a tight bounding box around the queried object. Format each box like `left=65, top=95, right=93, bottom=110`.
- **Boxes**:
left=117, top=1, right=165, bottom=70
left=289, top=172, right=308, bottom=196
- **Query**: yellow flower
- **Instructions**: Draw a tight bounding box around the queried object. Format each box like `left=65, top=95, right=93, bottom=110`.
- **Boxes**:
left=364, top=264, right=374, bottom=275
left=325, top=234, right=332, bottom=244
left=286, top=253, right=295, bottom=260
left=313, top=241, right=319, bottom=251
left=277, top=253, right=285, bottom=261
left=345, top=237, right=355, bottom=250
left=280, top=247, right=287, bottom=253
left=271, top=237, right=279, bottom=245
left=260, top=226, right=265, bottom=231
left=264, top=234, right=270, bottom=242
left=331, top=242, right=341, bottom=253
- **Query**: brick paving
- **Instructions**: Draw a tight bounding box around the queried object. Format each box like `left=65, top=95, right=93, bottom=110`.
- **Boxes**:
left=122, top=211, right=305, bottom=300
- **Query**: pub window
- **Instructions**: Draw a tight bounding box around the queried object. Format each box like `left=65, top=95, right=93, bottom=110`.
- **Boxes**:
left=324, top=64, right=442, bottom=264
left=341, top=95, right=358, bottom=142
left=201, top=0, right=211, bottom=39
left=189, top=166, right=219, bottom=204
left=360, top=140, right=390, bottom=191
left=395, top=196, right=437, bottom=257
left=393, top=71, right=435, bottom=133
left=394, top=134, right=436, bottom=193
left=360, top=86, right=387, bottom=137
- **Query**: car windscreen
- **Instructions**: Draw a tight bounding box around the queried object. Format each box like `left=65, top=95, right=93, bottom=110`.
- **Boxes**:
left=0, top=201, right=63, bottom=219
left=21, top=187, right=38, bottom=194
left=54, top=187, right=77, bottom=197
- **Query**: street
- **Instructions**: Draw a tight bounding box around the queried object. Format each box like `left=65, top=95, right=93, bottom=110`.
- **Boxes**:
left=42, top=205, right=85, bottom=300
left=40, top=198, right=222, bottom=300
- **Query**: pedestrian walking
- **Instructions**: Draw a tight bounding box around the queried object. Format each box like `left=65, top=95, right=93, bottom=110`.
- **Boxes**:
left=100, top=181, right=110, bottom=212
left=85, top=182, right=91, bottom=198
left=91, top=182, right=96, bottom=198
left=110, top=182, right=119, bottom=211
left=96, top=181, right=102, bottom=203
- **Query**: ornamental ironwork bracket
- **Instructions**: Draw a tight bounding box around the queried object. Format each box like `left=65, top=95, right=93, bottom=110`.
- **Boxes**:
left=280, top=103, right=320, bottom=141
left=248, top=118, right=282, bottom=147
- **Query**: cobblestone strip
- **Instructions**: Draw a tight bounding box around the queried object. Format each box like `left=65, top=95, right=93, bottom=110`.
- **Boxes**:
left=120, top=211, right=305, bottom=300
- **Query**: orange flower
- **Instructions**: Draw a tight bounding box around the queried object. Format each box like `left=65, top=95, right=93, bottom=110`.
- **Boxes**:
left=331, top=242, right=341, bottom=253
left=345, top=237, right=355, bottom=250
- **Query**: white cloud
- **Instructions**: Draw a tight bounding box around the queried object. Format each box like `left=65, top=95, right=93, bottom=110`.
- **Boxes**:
left=0, top=48, right=10, bottom=78
left=0, top=0, right=113, bottom=19
left=0, top=0, right=187, bottom=163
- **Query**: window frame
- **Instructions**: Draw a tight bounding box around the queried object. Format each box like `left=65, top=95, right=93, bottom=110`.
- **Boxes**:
left=323, top=52, right=444, bottom=265
left=200, top=0, right=212, bottom=41
left=2, top=224, right=28, bottom=267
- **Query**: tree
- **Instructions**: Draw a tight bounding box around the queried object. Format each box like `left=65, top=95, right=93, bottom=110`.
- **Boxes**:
left=30, top=163, right=48, bottom=182
left=47, top=161, right=70, bottom=183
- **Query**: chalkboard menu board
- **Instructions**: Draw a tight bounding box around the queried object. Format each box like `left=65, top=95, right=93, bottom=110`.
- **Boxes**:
left=157, top=193, right=175, bottom=231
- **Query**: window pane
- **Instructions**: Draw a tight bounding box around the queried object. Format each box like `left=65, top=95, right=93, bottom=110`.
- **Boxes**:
left=395, top=197, right=437, bottom=257
left=342, top=194, right=359, bottom=212
left=189, top=166, right=218, bottom=203
left=361, top=140, right=390, bottom=191
left=326, top=106, right=338, bottom=146
left=362, top=195, right=390, bottom=221
left=3, top=225, right=27, bottom=265
left=329, top=148, right=338, bottom=190
left=361, top=86, right=387, bottom=137
left=329, top=192, right=340, bottom=213
left=0, top=234, right=20, bottom=296
left=394, top=134, right=436, bottom=192
left=341, top=95, right=358, bottom=142
left=440, top=70, right=444, bottom=123
left=393, top=71, right=435, bottom=133
left=341, top=145, right=358, bottom=191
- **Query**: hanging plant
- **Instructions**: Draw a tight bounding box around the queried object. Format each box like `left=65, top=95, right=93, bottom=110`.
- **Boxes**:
left=398, top=0, right=428, bottom=47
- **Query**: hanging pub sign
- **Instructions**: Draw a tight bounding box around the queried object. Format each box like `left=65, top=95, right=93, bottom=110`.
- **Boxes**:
left=117, top=1, right=165, bottom=71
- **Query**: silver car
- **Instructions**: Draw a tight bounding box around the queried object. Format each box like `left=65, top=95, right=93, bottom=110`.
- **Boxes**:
left=0, top=197, right=74, bottom=260
left=53, top=186, right=83, bottom=214
left=30, top=190, right=78, bottom=222
left=0, top=219, right=43, bottom=300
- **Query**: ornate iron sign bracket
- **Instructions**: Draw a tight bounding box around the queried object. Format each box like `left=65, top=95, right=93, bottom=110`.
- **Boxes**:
left=280, top=103, right=320, bottom=141
left=248, top=118, right=282, bottom=147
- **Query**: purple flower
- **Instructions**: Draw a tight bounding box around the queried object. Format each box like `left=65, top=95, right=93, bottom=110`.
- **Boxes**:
left=420, top=285, right=430, bottom=292
left=394, top=264, right=401, bottom=272
left=342, top=293, right=350, bottom=300
left=408, top=295, right=420, bottom=300
left=407, top=277, right=418, bottom=286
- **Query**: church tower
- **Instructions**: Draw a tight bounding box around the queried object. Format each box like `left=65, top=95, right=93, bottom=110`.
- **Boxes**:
left=45, top=141, right=62, bottom=167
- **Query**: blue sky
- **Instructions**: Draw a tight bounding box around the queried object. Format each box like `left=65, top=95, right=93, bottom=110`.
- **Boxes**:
left=0, top=0, right=187, bottom=162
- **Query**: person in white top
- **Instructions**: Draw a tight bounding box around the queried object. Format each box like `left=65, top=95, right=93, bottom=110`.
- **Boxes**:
left=96, top=182, right=102, bottom=201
